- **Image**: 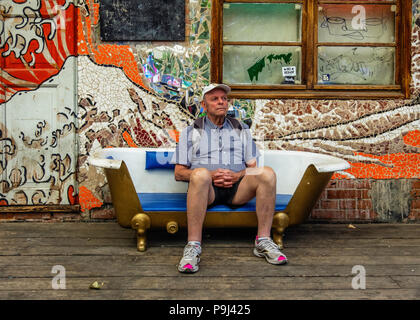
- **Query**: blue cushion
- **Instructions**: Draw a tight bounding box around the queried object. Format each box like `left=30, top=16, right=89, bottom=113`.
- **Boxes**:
left=138, top=193, right=292, bottom=212
left=145, top=151, right=175, bottom=170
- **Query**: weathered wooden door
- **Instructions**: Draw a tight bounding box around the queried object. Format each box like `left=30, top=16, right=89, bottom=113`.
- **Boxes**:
left=0, top=0, right=78, bottom=207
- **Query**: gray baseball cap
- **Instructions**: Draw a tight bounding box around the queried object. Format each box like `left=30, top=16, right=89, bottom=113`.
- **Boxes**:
left=201, top=83, right=231, bottom=101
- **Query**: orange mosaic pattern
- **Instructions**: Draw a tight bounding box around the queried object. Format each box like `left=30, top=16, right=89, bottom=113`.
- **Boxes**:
left=341, top=130, right=420, bottom=179
left=331, top=172, right=350, bottom=180
left=122, top=131, right=139, bottom=148
left=78, top=186, right=103, bottom=212
left=349, top=152, right=420, bottom=179
left=77, top=3, right=147, bottom=89
left=403, top=130, right=420, bottom=148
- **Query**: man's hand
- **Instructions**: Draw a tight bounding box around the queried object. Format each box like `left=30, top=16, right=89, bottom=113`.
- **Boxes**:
left=211, top=169, right=242, bottom=188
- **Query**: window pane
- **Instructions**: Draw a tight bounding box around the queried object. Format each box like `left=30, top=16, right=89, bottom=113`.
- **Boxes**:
left=318, top=46, right=395, bottom=85
left=223, top=46, right=301, bottom=85
left=318, top=4, right=396, bottom=43
left=223, top=3, right=302, bottom=42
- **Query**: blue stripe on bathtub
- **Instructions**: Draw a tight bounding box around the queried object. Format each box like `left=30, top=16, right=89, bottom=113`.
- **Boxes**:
left=137, top=193, right=292, bottom=212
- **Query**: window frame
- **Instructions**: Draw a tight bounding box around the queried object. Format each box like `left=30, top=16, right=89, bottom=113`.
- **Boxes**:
left=210, top=0, right=412, bottom=99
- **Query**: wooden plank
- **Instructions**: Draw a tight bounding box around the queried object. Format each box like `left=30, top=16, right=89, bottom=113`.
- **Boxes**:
left=223, top=41, right=302, bottom=46
left=1, top=222, right=418, bottom=232
left=2, top=237, right=420, bottom=259
left=304, top=0, right=314, bottom=88
left=0, top=250, right=419, bottom=264
left=228, top=90, right=405, bottom=99
left=401, top=0, right=413, bottom=98
left=1, top=255, right=419, bottom=274
left=3, top=237, right=420, bottom=249
left=228, top=84, right=307, bottom=90
left=313, top=84, right=401, bottom=90
left=0, top=289, right=418, bottom=300
left=1, top=237, right=420, bottom=253
left=1, top=262, right=419, bottom=278
left=1, top=243, right=419, bottom=258
left=0, top=222, right=418, bottom=301
left=0, top=239, right=420, bottom=264
left=0, top=205, right=80, bottom=213
left=390, top=276, right=420, bottom=289
left=225, top=0, right=304, bottom=3
left=0, top=239, right=420, bottom=258
left=394, top=0, right=401, bottom=86
left=210, top=0, right=222, bottom=82
left=316, top=43, right=397, bottom=47
left=0, top=275, right=402, bottom=291
left=0, top=223, right=419, bottom=239
left=0, top=222, right=133, bottom=238
left=318, top=1, right=397, bottom=4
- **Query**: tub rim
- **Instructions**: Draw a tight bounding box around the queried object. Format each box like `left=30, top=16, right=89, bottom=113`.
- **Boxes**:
left=88, top=147, right=351, bottom=173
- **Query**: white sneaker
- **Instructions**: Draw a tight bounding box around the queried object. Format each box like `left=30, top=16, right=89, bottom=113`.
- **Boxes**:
left=254, top=237, right=288, bottom=265
left=178, top=242, right=201, bottom=273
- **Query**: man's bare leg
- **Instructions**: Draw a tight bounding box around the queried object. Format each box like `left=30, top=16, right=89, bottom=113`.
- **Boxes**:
left=231, top=166, right=287, bottom=264
left=231, top=166, right=276, bottom=238
left=186, top=168, right=215, bottom=242
left=178, top=168, right=215, bottom=273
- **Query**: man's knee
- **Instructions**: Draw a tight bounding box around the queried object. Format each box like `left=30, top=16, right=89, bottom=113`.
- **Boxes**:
left=259, top=166, right=276, bottom=187
left=190, top=168, right=212, bottom=186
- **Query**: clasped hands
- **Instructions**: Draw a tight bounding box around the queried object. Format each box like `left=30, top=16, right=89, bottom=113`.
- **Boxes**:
left=211, top=168, right=242, bottom=188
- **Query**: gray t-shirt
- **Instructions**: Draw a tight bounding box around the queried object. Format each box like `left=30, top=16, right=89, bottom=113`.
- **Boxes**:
left=171, top=116, right=260, bottom=172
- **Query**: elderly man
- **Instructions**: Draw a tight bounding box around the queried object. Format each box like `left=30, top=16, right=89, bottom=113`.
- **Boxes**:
left=171, top=84, right=287, bottom=273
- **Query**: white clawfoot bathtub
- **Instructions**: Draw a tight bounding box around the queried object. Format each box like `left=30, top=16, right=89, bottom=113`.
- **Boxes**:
left=89, top=148, right=350, bottom=251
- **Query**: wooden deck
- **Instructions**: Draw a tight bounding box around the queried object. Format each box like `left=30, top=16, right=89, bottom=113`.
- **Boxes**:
left=0, top=222, right=419, bottom=300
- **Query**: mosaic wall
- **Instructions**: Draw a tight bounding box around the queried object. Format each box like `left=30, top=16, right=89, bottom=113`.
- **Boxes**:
left=0, top=0, right=78, bottom=206
left=1, top=0, right=419, bottom=218
left=77, top=0, right=420, bottom=213
left=76, top=0, right=214, bottom=211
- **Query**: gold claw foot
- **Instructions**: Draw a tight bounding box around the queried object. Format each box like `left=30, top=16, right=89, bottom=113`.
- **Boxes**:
left=272, top=212, right=289, bottom=250
left=131, top=213, right=151, bottom=252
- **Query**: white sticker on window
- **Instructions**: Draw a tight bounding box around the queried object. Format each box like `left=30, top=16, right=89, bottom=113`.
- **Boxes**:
left=322, top=74, right=331, bottom=82
left=282, top=66, right=296, bottom=77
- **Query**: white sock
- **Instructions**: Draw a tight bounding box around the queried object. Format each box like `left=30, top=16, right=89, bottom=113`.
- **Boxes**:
left=256, top=236, right=270, bottom=244
left=187, top=240, right=201, bottom=247
left=187, top=241, right=201, bottom=254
